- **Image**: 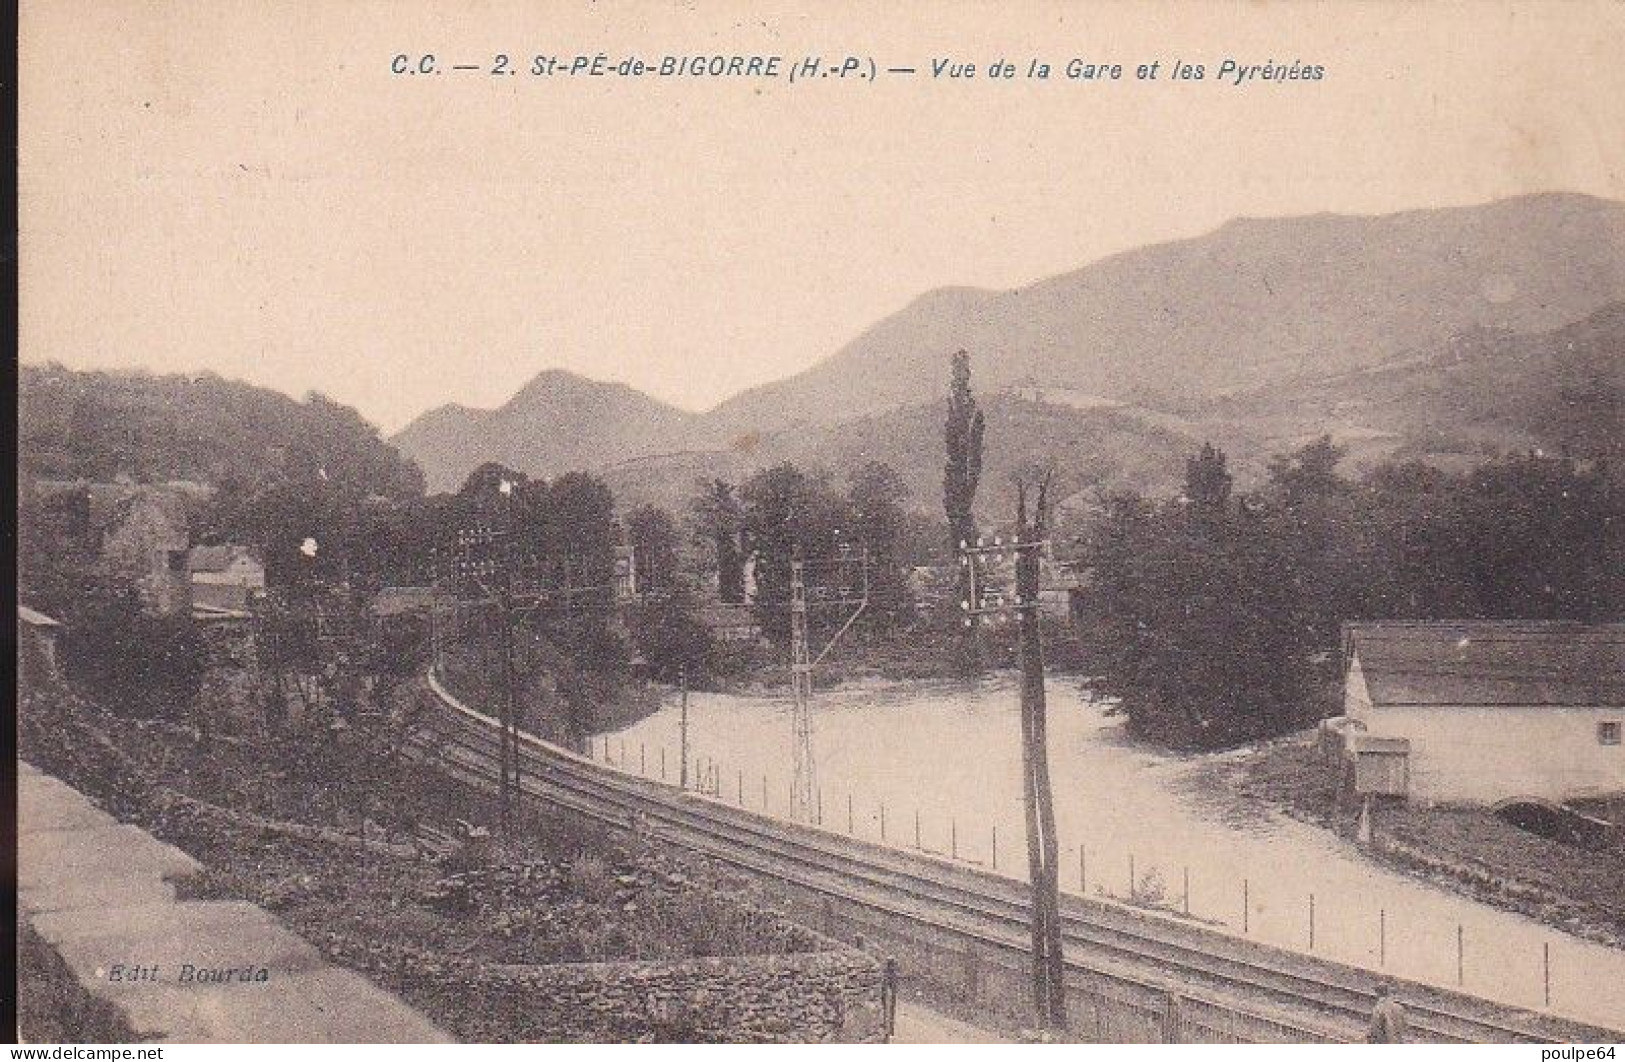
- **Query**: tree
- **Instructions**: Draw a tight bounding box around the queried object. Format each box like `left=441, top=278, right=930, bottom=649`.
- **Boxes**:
left=1082, top=440, right=1625, bottom=752
left=943, top=350, right=986, bottom=554
left=1267, top=435, right=1347, bottom=507
left=741, top=464, right=812, bottom=641
left=691, top=479, right=746, bottom=603
left=626, top=505, right=681, bottom=595
left=626, top=587, right=715, bottom=683
left=542, top=471, right=624, bottom=665
left=459, top=462, right=528, bottom=504
left=1184, top=442, right=1233, bottom=519
left=59, top=578, right=207, bottom=721
left=944, top=350, right=987, bottom=665
left=846, top=461, right=914, bottom=628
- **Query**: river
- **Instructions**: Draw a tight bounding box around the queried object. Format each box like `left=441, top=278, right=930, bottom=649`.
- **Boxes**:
left=598, top=673, right=1625, bottom=1029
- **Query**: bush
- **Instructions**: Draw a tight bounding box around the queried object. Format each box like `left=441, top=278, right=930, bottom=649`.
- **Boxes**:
left=626, top=591, right=716, bottom=684
left=60, top=581, right=206, bottom=720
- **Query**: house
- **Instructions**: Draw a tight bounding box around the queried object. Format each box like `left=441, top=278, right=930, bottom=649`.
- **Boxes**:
left=27, top=478, right=197, bottom=615
left=1335, top=621, right=1625, bottom=804
left=188, top=545, right=266, bottom=614
left=97, top=486, right=193, bottom=615
left=19, top=606, right=63, bottom=680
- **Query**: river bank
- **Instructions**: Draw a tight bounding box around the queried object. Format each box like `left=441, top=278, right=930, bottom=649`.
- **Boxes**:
left=608, top=673, right=1625, bottom=1027
left=1191, top=733, right=1625, bottom=952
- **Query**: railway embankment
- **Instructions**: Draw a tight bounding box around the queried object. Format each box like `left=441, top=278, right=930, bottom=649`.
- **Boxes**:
left=420, top=671, right=1625, bottom=1044
left=17, top=680, right=886, bottom=1043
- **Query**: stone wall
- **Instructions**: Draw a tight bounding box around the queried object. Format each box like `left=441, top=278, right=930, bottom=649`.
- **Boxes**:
left=397, top=950, right=886, bottom=1043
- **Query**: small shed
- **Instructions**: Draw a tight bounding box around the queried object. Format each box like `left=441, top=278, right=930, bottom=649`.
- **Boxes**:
left=19, top=605, right=64, bottom=679
left=188, top=545, right=266, bottom=613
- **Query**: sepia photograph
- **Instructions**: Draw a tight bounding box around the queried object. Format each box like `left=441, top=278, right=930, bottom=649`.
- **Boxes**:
left=13, top=0, right=1625, bottom=1048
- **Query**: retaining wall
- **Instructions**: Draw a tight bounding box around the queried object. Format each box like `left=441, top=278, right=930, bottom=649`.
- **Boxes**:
left=396, top=950, right=886, bottom=1043
left=18, top=761, right=453, bottom=1043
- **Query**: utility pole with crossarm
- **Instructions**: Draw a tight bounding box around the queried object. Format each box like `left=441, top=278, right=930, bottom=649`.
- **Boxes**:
left=959, top=474, right=1066, bottom=1030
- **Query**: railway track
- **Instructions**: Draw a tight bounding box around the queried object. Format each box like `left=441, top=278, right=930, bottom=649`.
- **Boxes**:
left=416, top=672, right=1622, bottom=1044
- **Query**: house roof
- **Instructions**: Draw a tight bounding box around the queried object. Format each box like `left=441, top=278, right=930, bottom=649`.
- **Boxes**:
left=188, top=545, right=258, bottom=573
left=1344, top=621, right=1625, bottom=708
left=18, top=605, right=62, bottom=629
left=370, top=586, right=439, bottom=617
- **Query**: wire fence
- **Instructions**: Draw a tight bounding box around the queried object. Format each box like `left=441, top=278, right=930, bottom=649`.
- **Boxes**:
left=586, top=735, right=1575, bottom=1021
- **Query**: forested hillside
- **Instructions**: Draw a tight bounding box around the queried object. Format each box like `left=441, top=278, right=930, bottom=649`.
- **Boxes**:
left=20, top=364, right=425, bottom=499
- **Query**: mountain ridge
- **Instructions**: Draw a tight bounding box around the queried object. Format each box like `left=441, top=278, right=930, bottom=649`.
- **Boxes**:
left=392, top=193, right=1625, bottom=494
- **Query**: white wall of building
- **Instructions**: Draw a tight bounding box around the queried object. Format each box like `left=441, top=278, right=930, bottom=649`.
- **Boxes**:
left=1356, top=702, right=1625, bottom=804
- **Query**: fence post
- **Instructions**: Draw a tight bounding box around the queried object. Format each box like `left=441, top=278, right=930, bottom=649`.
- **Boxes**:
left=1243, top=878, right=1249, bottom=935
left=1544, top=941, right=1551, bottom=1008
left=762, top=774, right=769, bottom=812
left=1129, top=854, right=1136, bottom=898
left=951, top=818, right=958, bottom=859
left=1380, top=909, right=1386, bottom=966
left=880, top=802, right=887, bottom=842
left=1079, top=844, right=1086, bottom=895
left=1457, top=924, right=1464, bottom=986
left=1309, top=893, right=1316, bottom=951
left=848, top=792, right=854, bottom=835
left=738, top=769, right=743, bottom=805
left=640, top=743, right=646, bottom=775
left=991, top=825, right=997, bottom=870
left=1161, top=991, right=1184, bottom=1045
left=914, top=808, right=921, bottom=850
left=660, top=746, right=666, bottom=781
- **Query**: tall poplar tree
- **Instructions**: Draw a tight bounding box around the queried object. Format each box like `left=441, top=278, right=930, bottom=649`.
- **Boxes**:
left=943, top=350, right=986, bottom=555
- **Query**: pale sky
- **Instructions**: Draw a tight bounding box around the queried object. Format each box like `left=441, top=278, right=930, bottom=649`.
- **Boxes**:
left=19, top=0, right=1625, bottom=432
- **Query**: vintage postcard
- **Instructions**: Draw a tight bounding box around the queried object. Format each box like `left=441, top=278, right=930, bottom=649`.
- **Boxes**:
left=14, top=0, right=1625, bottom=1048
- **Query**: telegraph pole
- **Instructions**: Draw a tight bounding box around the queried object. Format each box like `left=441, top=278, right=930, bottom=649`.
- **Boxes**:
left=959, top=476, right=1066, bottom=1030
left=789, top=557, right=816, bottom=821
left=495, top=593, right=513, bottom=833
left=502, top=588, right=523, bottom=822
left=678, top=665, right=690, bottom=791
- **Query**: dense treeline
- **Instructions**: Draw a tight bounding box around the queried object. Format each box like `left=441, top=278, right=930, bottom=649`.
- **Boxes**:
left=26, top=361, right=1620, bottom=757
left=20, top=364, right=425, bottom=499
left=1075, top=438, right=1625, bottom=749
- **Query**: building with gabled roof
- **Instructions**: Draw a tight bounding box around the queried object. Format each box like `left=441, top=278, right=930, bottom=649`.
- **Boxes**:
left=188, top=544, right=265, bottom=614
left=1338, top=621, right=1625, bottom=804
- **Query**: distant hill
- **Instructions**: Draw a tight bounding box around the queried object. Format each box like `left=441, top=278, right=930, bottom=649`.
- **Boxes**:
left=704, top=192, right=1625, bottom=432
left=19, top=365, right=425, bottom=498
left=391, top=193, right=1625, bottom=506
left=1188, top=301, right=1625, bottom=477
left=393, top=369, right=700, bottom=492
left=595, top=394, right=1202, bottom=524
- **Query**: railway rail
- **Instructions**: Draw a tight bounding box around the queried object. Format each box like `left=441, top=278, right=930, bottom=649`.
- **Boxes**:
left=417, top=671, right=1623, bottom=1044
